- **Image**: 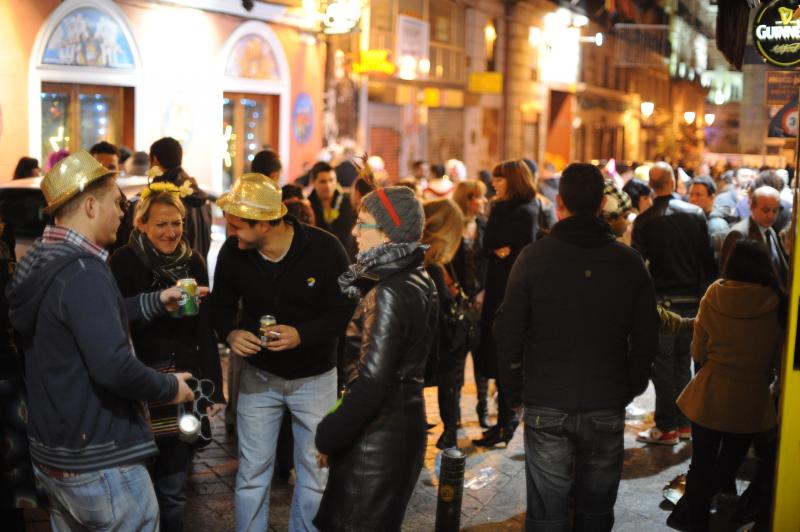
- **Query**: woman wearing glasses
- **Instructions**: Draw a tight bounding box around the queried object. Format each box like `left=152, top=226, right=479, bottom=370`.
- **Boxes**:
left=110, top=183, right=224, bottom=532
left=314, top=186, right=437, bottom=530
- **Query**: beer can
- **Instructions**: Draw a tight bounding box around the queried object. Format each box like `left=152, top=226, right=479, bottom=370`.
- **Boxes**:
left=260, top=315, right=277, bottom=345
left=177, top=278, right=199, bottom=316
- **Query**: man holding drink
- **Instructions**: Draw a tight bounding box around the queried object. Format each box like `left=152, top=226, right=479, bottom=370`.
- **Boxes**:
left=213, top=173, right=354, bottom=531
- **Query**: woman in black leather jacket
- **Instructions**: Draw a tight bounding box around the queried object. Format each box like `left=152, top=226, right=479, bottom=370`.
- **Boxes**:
left=314, top=186, right=438, bottom=531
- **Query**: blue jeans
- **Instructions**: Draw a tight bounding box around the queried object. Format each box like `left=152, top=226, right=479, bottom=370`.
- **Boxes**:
left=235, top=364, right=337, bottom=532
left=33, top=462, right=159, bottom=531
left=653, top=302, right=696, bottom=431
left=523, top=406, right=625, bottom=532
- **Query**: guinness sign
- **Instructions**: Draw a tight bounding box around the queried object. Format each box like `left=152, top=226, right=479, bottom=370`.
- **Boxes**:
left=754, top=0, right=800, bottom=67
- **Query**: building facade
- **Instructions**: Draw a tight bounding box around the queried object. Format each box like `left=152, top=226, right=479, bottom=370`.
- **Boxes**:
left=0, top=0, right=326, bottom=190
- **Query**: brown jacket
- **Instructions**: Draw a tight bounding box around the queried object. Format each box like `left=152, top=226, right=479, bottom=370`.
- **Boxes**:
left=677, top=279, right=781, bottom=434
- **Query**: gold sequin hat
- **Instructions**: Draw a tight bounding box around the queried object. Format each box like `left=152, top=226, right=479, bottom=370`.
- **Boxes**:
left=41, top=150, right=117, bottom=215
left=217, top=173, right=288, bottom=221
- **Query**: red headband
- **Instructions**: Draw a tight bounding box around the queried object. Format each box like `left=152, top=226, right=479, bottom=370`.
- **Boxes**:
left=376, top=188, right=401, bottom=227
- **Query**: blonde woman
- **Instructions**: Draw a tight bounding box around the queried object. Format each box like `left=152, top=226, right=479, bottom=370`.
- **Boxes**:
left=422, top=199, right=468, bottom=449
left=451, top=180, right=491, bottom=428
left=110, top=184, right=223, bottom=531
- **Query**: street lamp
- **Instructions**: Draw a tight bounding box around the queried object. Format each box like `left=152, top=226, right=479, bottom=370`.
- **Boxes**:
left=683, top=111, right=696, bottom=125
left=704, top=113, right=716, bottom=126
left=640, top=101, right=654, bottom=119
left=320, top=0, right=362, bottom=34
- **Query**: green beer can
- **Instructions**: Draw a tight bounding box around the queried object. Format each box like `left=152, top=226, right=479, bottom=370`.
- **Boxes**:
left=177, top=278, right=199, bottom=317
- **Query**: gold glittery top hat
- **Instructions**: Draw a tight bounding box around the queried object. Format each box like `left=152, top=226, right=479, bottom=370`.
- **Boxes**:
left=41, top=150, right=116, bottom=215
left=217, top=173, right=288, bottom=221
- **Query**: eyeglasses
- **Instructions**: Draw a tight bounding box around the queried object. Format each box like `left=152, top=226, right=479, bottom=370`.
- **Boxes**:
left=355, top=221, right=381, bottom=231
left=177, top=377, right=216, bottom=443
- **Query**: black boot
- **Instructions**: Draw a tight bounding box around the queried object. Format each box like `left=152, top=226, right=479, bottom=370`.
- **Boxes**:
left=436, top=430, right=458, bottom=450
left=472, top=425, right=514, bottom=448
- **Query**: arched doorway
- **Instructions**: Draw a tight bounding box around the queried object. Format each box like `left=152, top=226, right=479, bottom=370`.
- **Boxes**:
left=217, top=21, right=291, bottom=190
left=28, top=0, right=142, bottom=164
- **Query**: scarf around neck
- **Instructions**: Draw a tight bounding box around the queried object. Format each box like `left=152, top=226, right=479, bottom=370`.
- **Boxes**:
left=130, top=230, right=193, bottom=287
left=338, top=241, right=426, bottom=299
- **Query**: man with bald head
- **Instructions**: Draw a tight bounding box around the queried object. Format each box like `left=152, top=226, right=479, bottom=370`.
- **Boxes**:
left=721, top=186, right=788, bottom=283
left=632, top=162, right=717, bottom=445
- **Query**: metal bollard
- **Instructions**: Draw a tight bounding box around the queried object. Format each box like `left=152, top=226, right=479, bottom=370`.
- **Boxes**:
left=434, top=448, right=466, bottom=532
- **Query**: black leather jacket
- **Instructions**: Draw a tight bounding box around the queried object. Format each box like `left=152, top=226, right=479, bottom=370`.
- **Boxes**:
left=314, top=249, right=438, bottom=530
left=632, top=195, right=717, bottom=297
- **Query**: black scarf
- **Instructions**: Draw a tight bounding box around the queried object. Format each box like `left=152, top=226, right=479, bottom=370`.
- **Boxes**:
left=338, top=242, right=426, bottom=299
left=129, top=230, right=193, bottom=288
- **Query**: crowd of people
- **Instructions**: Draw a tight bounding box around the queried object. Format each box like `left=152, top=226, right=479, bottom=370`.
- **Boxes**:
left=0, top=139, right=790, bottom=532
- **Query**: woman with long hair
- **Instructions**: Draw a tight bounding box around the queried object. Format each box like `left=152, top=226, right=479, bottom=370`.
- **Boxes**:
left=667, top=239, right=784, bottom=531
left=110, top=185, right=224, bottom=531
left=422, top=199, right=466, bottom=449
left=451, top=180, right=491, bottom=428
left=314, top=186, right=437, bottom=530
left=473, top=159, right=539, bottom=447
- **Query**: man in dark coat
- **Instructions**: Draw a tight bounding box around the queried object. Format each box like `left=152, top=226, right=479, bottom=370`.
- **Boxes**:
left=306, top=161, right=357, bottom=260
left=494, top=163, right=658, bottom=530
left=721, top=186, right=788, bottom=285
left=632, top=162, right=717, bottom=446
left=213, top=173, right=354, bottom=531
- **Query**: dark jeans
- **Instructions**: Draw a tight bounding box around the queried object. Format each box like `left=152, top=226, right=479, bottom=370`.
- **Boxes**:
left=523, top=406, right=625, bottom=532
left=153, top=437, right=195, bottom=532
left=473, top=353, right=489, bottom=414
left=653, top=301, right=696, bottom=431
left=672, top=422, right=753, bottom=531
left=437, top=360, right=466, bottom=433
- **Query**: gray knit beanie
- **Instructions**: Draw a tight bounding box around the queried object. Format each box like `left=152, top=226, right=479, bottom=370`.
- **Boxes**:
left=362, top=186, right=425, bottom=243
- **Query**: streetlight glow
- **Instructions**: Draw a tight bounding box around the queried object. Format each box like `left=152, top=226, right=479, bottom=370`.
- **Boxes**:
left=640, top=101, right=654, bottom=119
left=704, top=113, right=716, bottom=126
left=683, top=111, right=696, bottom=125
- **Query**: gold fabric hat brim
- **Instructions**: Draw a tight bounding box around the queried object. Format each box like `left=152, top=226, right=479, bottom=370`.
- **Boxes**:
left=217, top=194, right=288, bottom=221
left=41, top=150, right=119, bottom=215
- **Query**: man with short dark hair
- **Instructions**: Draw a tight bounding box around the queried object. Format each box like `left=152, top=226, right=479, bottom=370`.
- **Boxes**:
left=495, top=162, right=658, bottom=530
left=633, top=162, right=717, bottom=445
left=252, top=149, right=282, bottom=182
left=307, top=161, right=356, bottom=260
left=89, top=141, right=121, bottom=171
left=687, top=176, right=729, bottom=257
left=7, top=151, right=194, bottom=531
left=213, top=173, right=354, bottom=531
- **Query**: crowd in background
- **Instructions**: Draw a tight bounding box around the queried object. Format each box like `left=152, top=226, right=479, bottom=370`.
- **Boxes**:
left=0, top=138, right=791, bottom=532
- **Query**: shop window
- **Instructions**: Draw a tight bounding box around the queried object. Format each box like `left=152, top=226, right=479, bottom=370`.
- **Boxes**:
left=428, top=0, right=465, bottom=83
left=41, top=82, right=133, bottom=162
left=371, top=0, right=394, bottom=33
left=398, top=0, right=423, bottom=18
left=222, top=92, right=279, bottom=189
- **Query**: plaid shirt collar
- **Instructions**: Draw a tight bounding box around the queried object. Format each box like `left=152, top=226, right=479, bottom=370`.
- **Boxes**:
left=42, top=225, right=109, bottom=262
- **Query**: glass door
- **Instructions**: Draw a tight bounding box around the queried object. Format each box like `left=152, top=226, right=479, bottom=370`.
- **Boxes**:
left=222, top=92, right=279, bottom=189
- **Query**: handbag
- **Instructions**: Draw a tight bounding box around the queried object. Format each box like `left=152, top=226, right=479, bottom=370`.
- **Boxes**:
left=441, top=264, right=478, bottom=357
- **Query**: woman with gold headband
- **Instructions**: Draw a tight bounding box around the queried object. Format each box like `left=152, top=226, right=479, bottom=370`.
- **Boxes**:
left=110, top=182, right=224, bottom=532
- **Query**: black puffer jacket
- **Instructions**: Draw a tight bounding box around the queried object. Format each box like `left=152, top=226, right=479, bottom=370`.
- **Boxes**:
left=314, top=248, right=438, bottom=531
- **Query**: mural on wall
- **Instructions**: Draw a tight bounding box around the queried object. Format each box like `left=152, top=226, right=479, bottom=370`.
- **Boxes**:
left=225, top=35, right=280, bottom=80
left=293, top=93, right=314, bottom=145
left=42, top=8, right=135, bottom=69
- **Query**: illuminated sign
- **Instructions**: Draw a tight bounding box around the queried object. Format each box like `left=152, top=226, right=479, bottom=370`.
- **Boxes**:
left=353, top=49, right=396, bottom=76
left=754, top=0, right=800, bottom=67
left=468, top=72, right=503, bottom=94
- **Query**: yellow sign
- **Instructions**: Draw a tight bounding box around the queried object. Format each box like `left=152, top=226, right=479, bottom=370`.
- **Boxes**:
left=468, top=72, right=503, bottom=94
left=353, top=49, right=396, bottom=76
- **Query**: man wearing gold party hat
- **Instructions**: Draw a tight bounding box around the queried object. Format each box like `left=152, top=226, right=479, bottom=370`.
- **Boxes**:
left=7, top=151, right=195, bottom=531
left=212, top=172, right=353, bottom=531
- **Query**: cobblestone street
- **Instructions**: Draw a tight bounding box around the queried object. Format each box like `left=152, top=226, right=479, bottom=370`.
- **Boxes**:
left=26, top=355, right=753, bottom=531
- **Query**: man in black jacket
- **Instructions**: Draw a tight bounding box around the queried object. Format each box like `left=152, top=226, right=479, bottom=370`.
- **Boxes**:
left=213, top=173, right=354, bottom=531
left=494, top=163, right=658, bottom=531
left=632, top=162, right=716, bottom=445
left=307, top=161, right=357, bottom=260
